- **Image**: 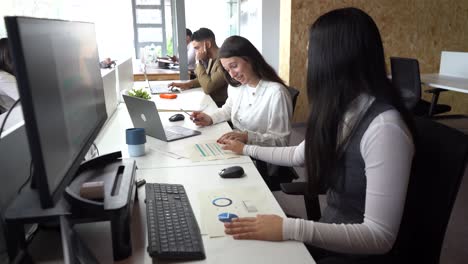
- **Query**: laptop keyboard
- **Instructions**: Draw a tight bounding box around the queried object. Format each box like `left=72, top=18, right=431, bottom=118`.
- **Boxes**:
left=150, top=84, right=180, bottom=94
left=165, top=126, right=193, bottom=137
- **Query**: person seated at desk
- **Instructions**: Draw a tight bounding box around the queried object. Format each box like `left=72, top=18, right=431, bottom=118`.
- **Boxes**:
left=169, top=28, right=196, bottom=74
left=221, top=8, right=415, bottom=263
left=0, top=38, right=19, bottom=114
left=168, top=28, right=228, bottom=107
left=190, top=35, right=292, bottom=148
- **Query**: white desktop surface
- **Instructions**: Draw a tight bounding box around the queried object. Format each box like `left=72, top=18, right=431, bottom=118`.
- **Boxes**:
left=71, top=165, right=314, bottom=264
left=27, top=86, right=314, bottom=263
left=420, top=73, right=468, bottom=94
left=94, top=96, right=253, bottom=169
left=133, top=82, right=210, bottom=112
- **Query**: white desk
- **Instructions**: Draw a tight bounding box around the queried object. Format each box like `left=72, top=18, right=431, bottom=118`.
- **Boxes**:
left=29, top=87, right=315, bottom=263
left=420, top=74, right=468, bottom=94
left=70, top=165, right=314, bottom=264
left=94, top=89, right=254, bottom=169
left=132, top=81, right=209, bottom=112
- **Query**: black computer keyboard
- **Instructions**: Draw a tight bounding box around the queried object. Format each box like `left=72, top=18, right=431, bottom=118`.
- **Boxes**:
left=145, top=183, right=206, bottom=260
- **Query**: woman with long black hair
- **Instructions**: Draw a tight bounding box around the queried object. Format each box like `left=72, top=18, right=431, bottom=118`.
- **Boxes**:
left=222, top=7, right=415, bottom=262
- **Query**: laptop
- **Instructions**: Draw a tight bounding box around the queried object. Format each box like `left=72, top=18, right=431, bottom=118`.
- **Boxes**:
left=123, top=95, right=201, bottom=142
left=144, top=71, right=180, bottom=94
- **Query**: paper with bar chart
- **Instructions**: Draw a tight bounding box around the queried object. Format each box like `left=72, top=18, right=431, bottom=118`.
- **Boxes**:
left=188, top=141, right=240, bottom=162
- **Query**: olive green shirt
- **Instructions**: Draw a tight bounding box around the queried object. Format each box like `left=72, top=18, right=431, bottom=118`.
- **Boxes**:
left=190, top=58, right=228, bottom=106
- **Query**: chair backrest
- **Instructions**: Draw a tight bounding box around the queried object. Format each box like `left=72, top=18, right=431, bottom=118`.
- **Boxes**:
left=390, top=57, right=422, bottom=111
left=390, top=117, right=468, bottom=263
left=440, top=51, right=468, bottom=78
left=286, top=86, right=300, bottom=114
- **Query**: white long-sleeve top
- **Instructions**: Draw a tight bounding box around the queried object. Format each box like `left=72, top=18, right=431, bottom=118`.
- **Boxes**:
left=243, top=109, right=414, bottom=254
left=0, top=71, right=19, bottom=111
left=210, top=79, right=292, bottom=146
left=187, top=43, right=196, bottom=70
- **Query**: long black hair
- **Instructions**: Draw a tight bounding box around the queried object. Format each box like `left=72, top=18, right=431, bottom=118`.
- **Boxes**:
left=304, top=7, right=414, bottom=193
left=218, top=35, right=286, bottom=87
left=0, top=38, right=14, bottom=75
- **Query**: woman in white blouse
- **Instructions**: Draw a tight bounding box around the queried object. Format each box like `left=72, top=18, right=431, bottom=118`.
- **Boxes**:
left=190, top=35, right=292, bottom=147
left=0, top=38, right=19, bottom=114
left=221, top=8, right=415, bottom=263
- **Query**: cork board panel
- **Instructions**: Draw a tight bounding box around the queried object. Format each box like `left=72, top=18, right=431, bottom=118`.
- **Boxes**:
left=284, top=0, right=468, bottom=122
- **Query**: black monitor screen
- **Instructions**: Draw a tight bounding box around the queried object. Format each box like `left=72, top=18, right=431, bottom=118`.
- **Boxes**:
left=5, top=17, right=107, bottom=208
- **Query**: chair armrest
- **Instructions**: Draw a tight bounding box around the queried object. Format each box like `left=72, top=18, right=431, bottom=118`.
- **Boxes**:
left=280, top=182, right=307, bottom=195
left=424, top=88, right=447, bottom=94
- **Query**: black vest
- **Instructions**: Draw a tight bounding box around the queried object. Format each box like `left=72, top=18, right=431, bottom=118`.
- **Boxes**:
left=320, top=101, right=394, bottom=224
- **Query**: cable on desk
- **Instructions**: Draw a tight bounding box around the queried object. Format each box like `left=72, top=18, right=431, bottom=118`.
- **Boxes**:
left=17, top=159, right=33, bottom=194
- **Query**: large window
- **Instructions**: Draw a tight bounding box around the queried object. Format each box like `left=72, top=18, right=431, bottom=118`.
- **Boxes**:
left=132, top=0, right=243, bottom=63
left=185, top=0, right=239, bottom=48
left=132, top=0, right=173, bottom=62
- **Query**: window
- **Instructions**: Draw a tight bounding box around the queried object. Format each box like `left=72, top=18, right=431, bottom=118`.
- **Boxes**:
left=132, top=0, right=172, bottom=62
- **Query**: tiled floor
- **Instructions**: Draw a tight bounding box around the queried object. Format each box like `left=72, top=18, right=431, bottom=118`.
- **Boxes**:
left=273, top=121, right=468, bottom=263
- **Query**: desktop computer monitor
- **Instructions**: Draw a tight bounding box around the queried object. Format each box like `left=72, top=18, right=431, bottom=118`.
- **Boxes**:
left=5, top=17, right=108, bottom=209
left=117, top=57, right=134, bottom=93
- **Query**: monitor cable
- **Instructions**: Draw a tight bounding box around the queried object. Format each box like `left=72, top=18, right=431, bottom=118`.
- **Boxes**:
left=17, top=159, right=33, bottom=194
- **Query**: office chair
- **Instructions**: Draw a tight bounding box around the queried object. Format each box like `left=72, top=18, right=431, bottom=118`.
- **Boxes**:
left=282, top=116, right=468, bottom=240
left=390, top=57, right=451, bottom=117
left=376, top=117, right=468, bottom=264
left=254, top=86, right=301, bottom=191
left=286, top=86, right=300, bottom=114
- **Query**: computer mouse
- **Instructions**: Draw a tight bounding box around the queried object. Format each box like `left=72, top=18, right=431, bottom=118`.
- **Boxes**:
left=169, top=113, right=185, bottom=122
left=219, top=166, right=244, bottom=178
left=218, top=212, right=238, bottom=223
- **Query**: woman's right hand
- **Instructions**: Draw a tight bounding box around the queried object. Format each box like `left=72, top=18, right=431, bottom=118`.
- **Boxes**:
left=224, top=214, right=284, bottom=241
left=168, top=82, right=192, bottom=90
left=190, top=111, right=213, bottom=126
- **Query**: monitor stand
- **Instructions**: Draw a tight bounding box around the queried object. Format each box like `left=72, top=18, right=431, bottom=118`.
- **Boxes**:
left=60, top=215, right=99, bottom=264
left=5, top=151, right=137, bottom=262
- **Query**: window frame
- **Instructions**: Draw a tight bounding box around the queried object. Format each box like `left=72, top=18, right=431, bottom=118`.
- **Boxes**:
left=131, top=0, right=167, bottom=58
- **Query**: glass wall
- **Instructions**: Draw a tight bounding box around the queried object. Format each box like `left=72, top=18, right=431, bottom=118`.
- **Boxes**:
left=185, top=0, right=239, bottom=47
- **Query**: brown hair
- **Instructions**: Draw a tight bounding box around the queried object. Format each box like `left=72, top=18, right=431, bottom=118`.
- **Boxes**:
left=218, top=35, right=285, bottom=87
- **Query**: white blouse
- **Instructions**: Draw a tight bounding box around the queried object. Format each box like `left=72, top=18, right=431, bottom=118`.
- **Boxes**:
left=0, top=71, right=19, bottom=110
left=243, top=109, right=414, bottom=254
left=210, top=79, right=293, bottom=146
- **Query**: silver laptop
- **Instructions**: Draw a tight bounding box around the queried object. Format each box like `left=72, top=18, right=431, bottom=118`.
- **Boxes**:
left=123, top=95, right=201, bottom=142
left=143, top=71, right=180, bottom=94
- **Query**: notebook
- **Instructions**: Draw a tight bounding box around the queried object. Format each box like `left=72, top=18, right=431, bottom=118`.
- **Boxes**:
left=123, top=95, right=201, bottom=142
left=144, top=71, right=180, bottom=94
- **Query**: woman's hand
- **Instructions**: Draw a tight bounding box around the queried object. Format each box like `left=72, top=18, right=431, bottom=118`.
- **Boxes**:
left=168, top=82, right=192, bottom=90
left=220, top=139, right=245, bottom=154
left=217, top=131, right=248, bottom=144
left=190, top=111, right=213, bottom=126
left=224, top=214, right=284, bottom=241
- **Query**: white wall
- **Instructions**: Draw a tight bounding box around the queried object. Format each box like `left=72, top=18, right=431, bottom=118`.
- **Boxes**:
left=239, top=0, right=280, bottom=72
left=240, top=0, right=262, bottom=52
left=0, top=0, right=134, bottom=61
left=185, top=0, right=236, bottom=47
left=261, top=0, right=280, bottom=72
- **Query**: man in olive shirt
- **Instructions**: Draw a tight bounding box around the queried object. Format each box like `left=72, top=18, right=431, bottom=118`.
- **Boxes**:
left=168, top=28, right=228, bottom=107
